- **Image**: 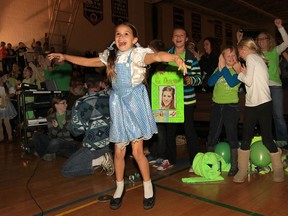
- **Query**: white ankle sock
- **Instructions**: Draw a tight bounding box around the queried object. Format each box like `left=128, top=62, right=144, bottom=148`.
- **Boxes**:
left=143, top=179, right=153, bottom=199
left=113, top=180, right=124, bottom=198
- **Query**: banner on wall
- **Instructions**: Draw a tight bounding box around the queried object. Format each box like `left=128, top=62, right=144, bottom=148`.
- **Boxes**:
left=112, top=0, right=128, bottom=25
left=191, top=13, right=201, bottom=43
left=173, top=7, right=184, bottom=28
left=83, top=0, right=103, bottom=26
left=151, top=71, right=184, bottom=123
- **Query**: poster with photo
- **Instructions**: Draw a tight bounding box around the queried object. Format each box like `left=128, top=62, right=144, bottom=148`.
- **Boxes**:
left=151, top=72, right=184, bottom=123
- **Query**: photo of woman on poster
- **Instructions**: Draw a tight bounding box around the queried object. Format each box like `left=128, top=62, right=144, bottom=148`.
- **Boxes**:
left=160, top=86, right=176, bottom=109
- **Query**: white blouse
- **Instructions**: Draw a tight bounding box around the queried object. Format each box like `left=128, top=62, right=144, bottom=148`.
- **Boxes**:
left=99, top=47, right=154, bottom=87
left=237, top=53, right=271, bottom=107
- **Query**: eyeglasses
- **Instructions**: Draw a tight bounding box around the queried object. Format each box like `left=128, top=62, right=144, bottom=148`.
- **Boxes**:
left=256, top=37, right=269, bottom=41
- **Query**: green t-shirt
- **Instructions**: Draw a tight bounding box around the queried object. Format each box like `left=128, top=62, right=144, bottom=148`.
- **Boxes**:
left=263, top=48, right=282, bottom=84
left=8, top=77, right=17, bottom=88
left=212, top=68, right=240, bottom=104
left=167, top=52, right=185, bottom=70
left=44, top=63, right=72, bottom=91
left=56, top=112, right=66, bottom=128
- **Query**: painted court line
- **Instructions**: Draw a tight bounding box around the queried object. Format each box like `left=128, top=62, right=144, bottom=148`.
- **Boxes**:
left=35, top=164, right=262, bottom=216
left=34, top=166, right=187, bottom=216
left=55, top=184, right=144, bottom=216
left=155, top=184, right=263, bottom=216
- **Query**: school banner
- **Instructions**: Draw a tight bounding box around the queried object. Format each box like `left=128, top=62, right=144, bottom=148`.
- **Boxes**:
left=151, top=72, right=184, bottom=123
left=111, top=0, right=128, bottom=25
left=83, top=0, right=103, bottom=26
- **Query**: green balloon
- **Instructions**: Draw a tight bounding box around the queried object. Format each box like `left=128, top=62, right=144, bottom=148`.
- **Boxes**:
left=250, top=141, right=271, bottom=167
left=214, top=142, right=231, bottom=163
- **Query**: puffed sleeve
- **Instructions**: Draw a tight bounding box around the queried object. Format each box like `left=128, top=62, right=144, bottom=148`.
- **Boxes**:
left=131, top=47, right=154, bottom=67
left=129, top=47, right=154, bottom=86
left=98, top=49, right=110, bottom=65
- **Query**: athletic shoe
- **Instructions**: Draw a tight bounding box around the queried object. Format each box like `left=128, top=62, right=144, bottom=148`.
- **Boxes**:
left=152, top=158, right=164, bottom=168
left=101, top=152, right=115, bottom=176
left=146, top=154, right=156, bottom=164
left=189, top=167, right=194, bottom=173
left=157, top=160, right=174, bottom=171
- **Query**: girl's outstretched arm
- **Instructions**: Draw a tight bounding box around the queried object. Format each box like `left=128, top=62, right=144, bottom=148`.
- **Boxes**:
left=48, top=53, right=105, bottom=68
left=144, top=52, right=187, bottom=75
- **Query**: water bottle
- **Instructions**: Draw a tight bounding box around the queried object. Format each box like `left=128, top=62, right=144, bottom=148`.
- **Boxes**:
left=129, top=172, right=140, bottom=182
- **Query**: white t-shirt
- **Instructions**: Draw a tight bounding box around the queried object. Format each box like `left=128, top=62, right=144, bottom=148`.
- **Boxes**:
left=237, top=53, right=271, bottom=107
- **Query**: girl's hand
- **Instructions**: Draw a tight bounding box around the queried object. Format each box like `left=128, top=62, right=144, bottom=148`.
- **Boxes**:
left=236, top=30, right=243, bottom=44
left=274, top=19, right=283, bottom=28
left=193, top=51, right=201, bottom=61
left=233, top=62, right=242, bottom=74
left=47, top=53, right=65, bottom=62
left=218, top=54, right=225, bottom=71
left=184, top=76, right=193, bottom=85
left=52, top=119, right=58, bottom=128
left=240, top=64, right=247, bottom=74
left=175, top=56, right=187, bottom=76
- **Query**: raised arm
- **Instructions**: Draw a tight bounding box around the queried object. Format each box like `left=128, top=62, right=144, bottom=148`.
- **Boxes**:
left=275, top=19, right=288, bottom=54
left=144, top=51, right=187, bottom=75
left=236, top=29, right=244, bottom=45
left=28, top=62, right=45, bottom=83
left=48, top=53, right=105, bottom=68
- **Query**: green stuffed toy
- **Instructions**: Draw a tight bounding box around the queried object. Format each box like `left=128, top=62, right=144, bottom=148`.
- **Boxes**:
left=182, top=152, right=230, bottom=183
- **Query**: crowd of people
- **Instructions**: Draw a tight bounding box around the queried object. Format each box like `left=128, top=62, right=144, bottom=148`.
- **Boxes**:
left=0, top=39, right=91, bottom=142
left=0, top=18, right=287, bottom=210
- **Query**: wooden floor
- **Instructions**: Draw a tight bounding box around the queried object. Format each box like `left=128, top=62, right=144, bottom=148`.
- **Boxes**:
left=1, top=137, right=288, bottom=216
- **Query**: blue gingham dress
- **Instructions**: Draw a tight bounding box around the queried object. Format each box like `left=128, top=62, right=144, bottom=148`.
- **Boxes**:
left=108, top=48, right=157, bottom=144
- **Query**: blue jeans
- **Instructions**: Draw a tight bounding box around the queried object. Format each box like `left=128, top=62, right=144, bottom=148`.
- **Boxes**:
left=270, top=86, right=288, bottom=143
left=32, top=132, right=80, bottom=157
left=61, top=146, right=109, bottom=177
left=207, top=103, right=240, bottom=149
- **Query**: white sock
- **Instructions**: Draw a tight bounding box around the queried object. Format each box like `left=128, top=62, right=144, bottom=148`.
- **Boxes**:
left=113, top=180, right=124, bottom=198
left=143, top=179, right=153, bottom=199
left=92, top=155, right=104, bottom=167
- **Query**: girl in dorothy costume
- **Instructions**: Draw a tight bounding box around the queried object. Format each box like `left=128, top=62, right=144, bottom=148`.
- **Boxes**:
left=48, top=22, right=187, bottom=210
